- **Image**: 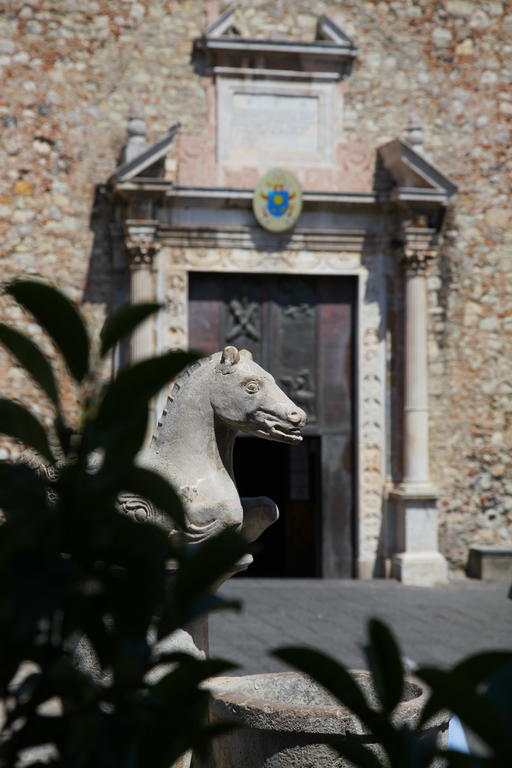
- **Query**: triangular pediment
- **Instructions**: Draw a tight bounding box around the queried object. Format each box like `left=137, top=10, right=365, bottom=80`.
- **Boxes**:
left=203, top=4, right=241, bottom=37
left=111, top=124, right=180, bottom=182
left=197, top=8, right=356, bottom=66
left=316, top=14, right=356, bottom=48
left=379, top=139, right=457, bottom=201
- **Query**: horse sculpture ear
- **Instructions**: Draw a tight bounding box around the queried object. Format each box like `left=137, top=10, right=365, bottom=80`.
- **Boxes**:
left=240, top=349, right=253, bottom=360
left=221, top=345, right=240, bottom=367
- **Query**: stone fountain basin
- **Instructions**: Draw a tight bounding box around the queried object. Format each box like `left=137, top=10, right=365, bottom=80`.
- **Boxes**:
left=209, top=670, right=429, bottom=733
left=206, top=671, right=449, bottom=768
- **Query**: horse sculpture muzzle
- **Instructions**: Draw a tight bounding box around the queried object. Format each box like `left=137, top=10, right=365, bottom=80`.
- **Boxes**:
left=253, top=404, right=307, bottom=444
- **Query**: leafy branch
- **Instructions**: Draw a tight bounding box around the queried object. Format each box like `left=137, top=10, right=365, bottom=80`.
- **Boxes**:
left=0, top=279, right=248, bottom=768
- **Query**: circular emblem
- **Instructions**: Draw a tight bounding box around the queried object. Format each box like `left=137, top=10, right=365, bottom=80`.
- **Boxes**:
left=252, top=168, right=302, bottom=233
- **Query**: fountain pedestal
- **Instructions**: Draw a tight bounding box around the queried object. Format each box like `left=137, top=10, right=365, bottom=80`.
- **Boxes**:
left=205, top=671, right=449, bottom=768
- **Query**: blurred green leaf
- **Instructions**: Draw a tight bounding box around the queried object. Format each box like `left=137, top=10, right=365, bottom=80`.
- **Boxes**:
left=88, top=404, right=149, bottom=476
left=0, top=288, right=253, bottom=767
left=99, top=301, right=162, bottom=357
left=153, top=654, right=237, bottom=686
left=409, top=729, right=441, bottom=768
left=365, top=617, right=404, bottom=714
left=121, top=465, right=185, bottom=530
left=94, top=517, right=172, bottom=648
left=454, top=651, right=512, bottom=685
left=0, top=461, right=47, bottom=518
left=137, top=655, right=238, bottom=768
left=6, top=279, right=89, bottom=383
left=442, top=749, right=485, bottom=767
left=166, top=530, right=248, bottom=632
left=272, top=647, right=378, bottom=730
left=0, top=399, right=54, bottom=463
left=63, top=596, right=114, bottom=672
left=0, top=323, right=60, bottom=410
left=418, top=666, right=508, bottom=747
left=46, top=657, right=96, bottom=713
left=486, top=661, right=512, bottom=735
left=54, top=412, right=72, bottom=455
left=419, top=651, right=512, bottom=740
left=95, top=350, right=197, bottom=428
left=0, top=711, right=65, bottom=757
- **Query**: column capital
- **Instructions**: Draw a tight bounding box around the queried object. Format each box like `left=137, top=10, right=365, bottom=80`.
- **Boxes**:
left=399, top=227, right=439, bottom=275
left=125, top=236, right=160, bottom=268
left=124, top=224, right=160, bottom=269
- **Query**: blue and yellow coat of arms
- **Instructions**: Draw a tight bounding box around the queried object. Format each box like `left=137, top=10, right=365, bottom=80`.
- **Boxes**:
left=253, top=169, right=302, bottom=233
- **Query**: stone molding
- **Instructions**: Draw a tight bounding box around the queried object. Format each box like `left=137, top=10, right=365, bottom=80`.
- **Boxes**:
left=165, top=268, right=188, bottom=352
left=159, top=226, right=371, bottom=255
left=167, top=245, right=364, bottom=275
left=357, top=255, right=388, bottom=576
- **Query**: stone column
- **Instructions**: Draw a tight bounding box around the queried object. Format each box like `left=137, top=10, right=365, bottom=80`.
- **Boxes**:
left=125, top=232, right=159, bottom=362
left=125, top=229, right=160, bottom=439
left=390, top=229, right=448, bottom=586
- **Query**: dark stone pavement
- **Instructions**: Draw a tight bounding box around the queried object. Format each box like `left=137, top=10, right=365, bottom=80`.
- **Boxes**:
left=210, top=578, right=512, bottom=674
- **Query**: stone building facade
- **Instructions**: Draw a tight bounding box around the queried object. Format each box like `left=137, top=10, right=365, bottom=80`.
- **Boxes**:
left=0, top=0, right=510, bottom=580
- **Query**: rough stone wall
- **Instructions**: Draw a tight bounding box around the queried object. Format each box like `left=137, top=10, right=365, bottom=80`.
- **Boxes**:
left=0, top=0, right=510, bottom=570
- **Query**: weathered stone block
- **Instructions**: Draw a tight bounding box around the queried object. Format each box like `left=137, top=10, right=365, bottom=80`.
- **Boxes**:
left=467, top=546, right=512, bottom=582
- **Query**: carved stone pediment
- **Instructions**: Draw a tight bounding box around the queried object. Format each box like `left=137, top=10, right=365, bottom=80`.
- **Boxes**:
left=110, top=124, right=179, bottom=184
left=378, top=139, right=457, bottom=203
left=196, top=7, right=357, bottom=75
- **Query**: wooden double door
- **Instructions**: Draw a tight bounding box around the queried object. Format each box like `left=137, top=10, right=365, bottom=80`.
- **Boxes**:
left=188, top=273, right=355, bottom=578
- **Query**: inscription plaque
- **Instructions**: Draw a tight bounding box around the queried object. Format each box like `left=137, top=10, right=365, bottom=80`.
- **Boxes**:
left=217, top=78, right=337, bottom=167
left=232, top=92, right=318, bottom=154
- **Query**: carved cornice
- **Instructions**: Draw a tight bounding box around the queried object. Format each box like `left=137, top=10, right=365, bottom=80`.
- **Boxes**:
left=159, top=226, right=373, bottom=254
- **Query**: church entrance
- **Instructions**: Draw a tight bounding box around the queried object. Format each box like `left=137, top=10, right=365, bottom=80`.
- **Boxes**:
left=188, top=273, right=356, bottom=577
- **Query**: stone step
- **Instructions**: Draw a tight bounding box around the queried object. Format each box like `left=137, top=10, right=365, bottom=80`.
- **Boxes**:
left=467, top=546, right=512, bottom=583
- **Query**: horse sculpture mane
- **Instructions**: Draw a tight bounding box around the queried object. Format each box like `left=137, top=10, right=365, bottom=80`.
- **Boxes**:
left=154, top=356, right=209, bottom=433
left=124, top=346, right=307, bottom=559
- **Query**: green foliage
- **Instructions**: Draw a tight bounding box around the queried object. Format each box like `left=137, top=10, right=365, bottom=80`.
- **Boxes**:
left=6, top=279, right=90, bottom=383
left=99, top=301, right=162, bottom=358
left=0, top=399, right=55, bottom=463
left=0, top=282, right=248, bottom=768
left=0, top=323, right=60, bottom=409
left=274, top=619, right=512, bottom=768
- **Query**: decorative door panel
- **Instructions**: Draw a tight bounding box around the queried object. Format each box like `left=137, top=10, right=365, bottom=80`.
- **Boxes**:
left=273, top=277, right=318, bottom=425
left=188, top=273, right=355, bottom=577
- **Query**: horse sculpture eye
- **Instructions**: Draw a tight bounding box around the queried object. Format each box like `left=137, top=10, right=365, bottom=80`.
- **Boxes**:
left=245, top=381, right=260, bottom=394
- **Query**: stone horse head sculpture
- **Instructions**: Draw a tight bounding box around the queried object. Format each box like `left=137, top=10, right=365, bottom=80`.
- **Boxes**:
left=140, top=346, right=307, bottom=555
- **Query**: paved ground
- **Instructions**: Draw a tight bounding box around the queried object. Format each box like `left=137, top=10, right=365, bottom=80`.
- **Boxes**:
left=210, top=578, right=512, bottom=673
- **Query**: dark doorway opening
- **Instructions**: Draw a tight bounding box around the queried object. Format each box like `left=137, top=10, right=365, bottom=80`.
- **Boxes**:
left=234, top=435, right=321, bottom=578
left=188, top=271, right=356, bottom=578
